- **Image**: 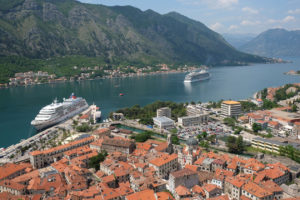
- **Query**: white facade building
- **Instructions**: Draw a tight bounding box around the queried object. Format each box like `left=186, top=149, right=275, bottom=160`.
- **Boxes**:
left=178, top=114, right=208, bottom=127
left=221, top=101, right=241, bottom=118
left=153, top=116, right=175, bottom=130
left=157, top=107, right=172, bottom=118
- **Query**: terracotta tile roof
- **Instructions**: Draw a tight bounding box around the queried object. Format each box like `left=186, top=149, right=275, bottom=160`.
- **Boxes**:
left=260, top=180, right=283, bottom=193
left=268, top=121, right=279, bottom=126
left=253, top=173, right=266, bottom=184
left=203, top=184, right=219, bottom=193
left=194, top=157, right=206, bottom=165
left=227, top=161, right=237, bottom=170
left=207, top=194, right=229, bottom=200
left=79, top=114, right=89, bottom=119
left=154, top=142, right=168, bottom=152
left=145, top=140, right=164, bottom=146
left=215, top=169, right=234, bottom=178
left=240, top=195, right=252, bottom=200
left=71, top=185, right=100, bottom=198
left=0, top=192, right=29, bottom=200
left=244, top=159, right=265, bottom=172
left=192, top=185, right=205, bottom=197
left=185, top=164, right=198, bottom=172
left=258, top=168, right=285, bottom=180
left=212, top=159, right=226, bottom=165
left=225, top=176, right=245, bottom=188
left=0, top=162, right=31, bottom=180
left=0, top=179, right=25, bottom=191
left=102, top=137, right=134, bottom=148
left=175, top=185, right=191, bottom=196
left=118, top=182, right=134, bottom=197
left=136, top=142, right=152, bottom=151
left=149, top=153, right=178, bottom=167
left=28, top=174, right=67, bottom=193
left=197, top=171, right=214, bottom=183
left=30, top=136, right=94, bottom=156
left=243, top=182, right=272, bottom=198
left=64, top=145, right=92, bottom=157
left=100, top=187, right=121, bottom=200
left=156, top=191, right=175, bottom=200
left=126, top=189, right=156, bottom=200
left=267, top=162, right=289, bottom=172
left=170, top=168, right=197, bottom=178
left=11, top=170, right=39, bottom=184
left=102, top=175, right=115, bottom=183
left=93, top=128, right=110, bottom=135
left=95, top=171, right=106, bottom=179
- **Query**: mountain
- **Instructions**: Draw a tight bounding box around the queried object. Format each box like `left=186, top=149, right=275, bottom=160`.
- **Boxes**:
left=222, top=33, right=256, bottom=49
left=0, top=0, right=267, bottom=66
left=240, top=28, right=300, bottom=57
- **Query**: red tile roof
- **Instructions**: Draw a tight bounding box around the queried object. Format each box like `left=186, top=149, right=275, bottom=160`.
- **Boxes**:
left=149, top=153, right=177, bottom=167
left=126, top=189, right=156, bottom=200
left=175, top=185, right=191, bottom=196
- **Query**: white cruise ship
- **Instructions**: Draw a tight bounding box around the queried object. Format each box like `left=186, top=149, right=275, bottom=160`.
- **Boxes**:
left=184, top=69, right=210, bottom=83
left=31, top=93, right=89, bottom=130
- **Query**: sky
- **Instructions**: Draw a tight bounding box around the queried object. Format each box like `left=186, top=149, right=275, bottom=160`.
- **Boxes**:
left=78, top=0, right=300, bottom=35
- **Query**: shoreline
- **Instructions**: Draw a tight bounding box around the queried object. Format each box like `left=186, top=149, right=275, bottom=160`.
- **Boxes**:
left=0, top=70, right=188, bottom=90
left=1, top=59, right=290, bottom=90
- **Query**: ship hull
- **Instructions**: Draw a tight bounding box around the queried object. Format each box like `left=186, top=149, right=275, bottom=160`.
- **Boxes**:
left=184, top=74, right=210, bottom=83
left=31, top=104, right=88, bottom=131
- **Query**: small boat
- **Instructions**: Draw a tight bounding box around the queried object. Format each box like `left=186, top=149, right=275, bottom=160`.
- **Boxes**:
left=119, top=93, right=124, bottom=96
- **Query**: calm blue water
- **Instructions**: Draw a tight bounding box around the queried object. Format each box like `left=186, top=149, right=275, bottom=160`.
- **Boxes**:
left=1, top=57, right=300, bottom=147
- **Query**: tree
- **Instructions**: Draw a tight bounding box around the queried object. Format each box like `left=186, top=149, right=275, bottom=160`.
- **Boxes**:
left=234, top=127, right=242, bottom=135
left=202, top=131, right=208, bottom=138
left=197, top=134, right=202, bottom=142
left=131, top=131, right=153, bottom=142
left=240, top=101, right=258, bottom=112
left=88, top=151, right=107, bottom=171
left=262, top=99, right=278, bottom=109
left=223, top=118, right=235, bottom=127
left=171, top=134, right=180, bottom=145
left=207, top=134, right=216, bottom=144
left=226, top=136, right=245, bottom=154
left=292, top=104, right=297, bottom=112
left=199, top=141, right=209, bottom=150
left=252, top=123, right=262, bottom=133
left=236, top=136, right=245, bottom=153
left=76, top=123, right=92, bottom=132
left=170, top=128, right=178, bottom=134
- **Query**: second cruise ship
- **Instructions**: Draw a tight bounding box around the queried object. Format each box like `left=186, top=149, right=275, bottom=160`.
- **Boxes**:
left=184, top=69, right=210, bottom=83
left=31, top=93, right=89, bottom=130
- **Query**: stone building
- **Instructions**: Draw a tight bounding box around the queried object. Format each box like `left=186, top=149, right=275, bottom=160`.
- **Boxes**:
left=149, top=153, right=178, bottom=179
left=90, top=137, right=136, bottom=154
left=29, top=136, right=95, bottom=169
left=177, top=137, right=200, bottom=168
left=169, top=168, right=199, bottom=193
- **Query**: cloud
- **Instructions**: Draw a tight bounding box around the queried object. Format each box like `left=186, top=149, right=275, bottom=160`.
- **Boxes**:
left=288, top=9, right=300, bottom=14
left=242, top=7, right=259, bottom=14
left=217, top=0, right=238, bottom=8
left=282, top=15, right=295, bottom=22
left=228, top=25, right=238, bottom=31
left=210, top=22, right=224, bottom=31
left=268, top=16, right=295, bottom=24
left=240, top=20, right=260, bottom=26
left=177, top=0, right=238, bottom=9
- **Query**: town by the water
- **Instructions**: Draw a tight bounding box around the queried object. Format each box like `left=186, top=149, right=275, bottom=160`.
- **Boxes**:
left=1, top=82, right=300, bottom=199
